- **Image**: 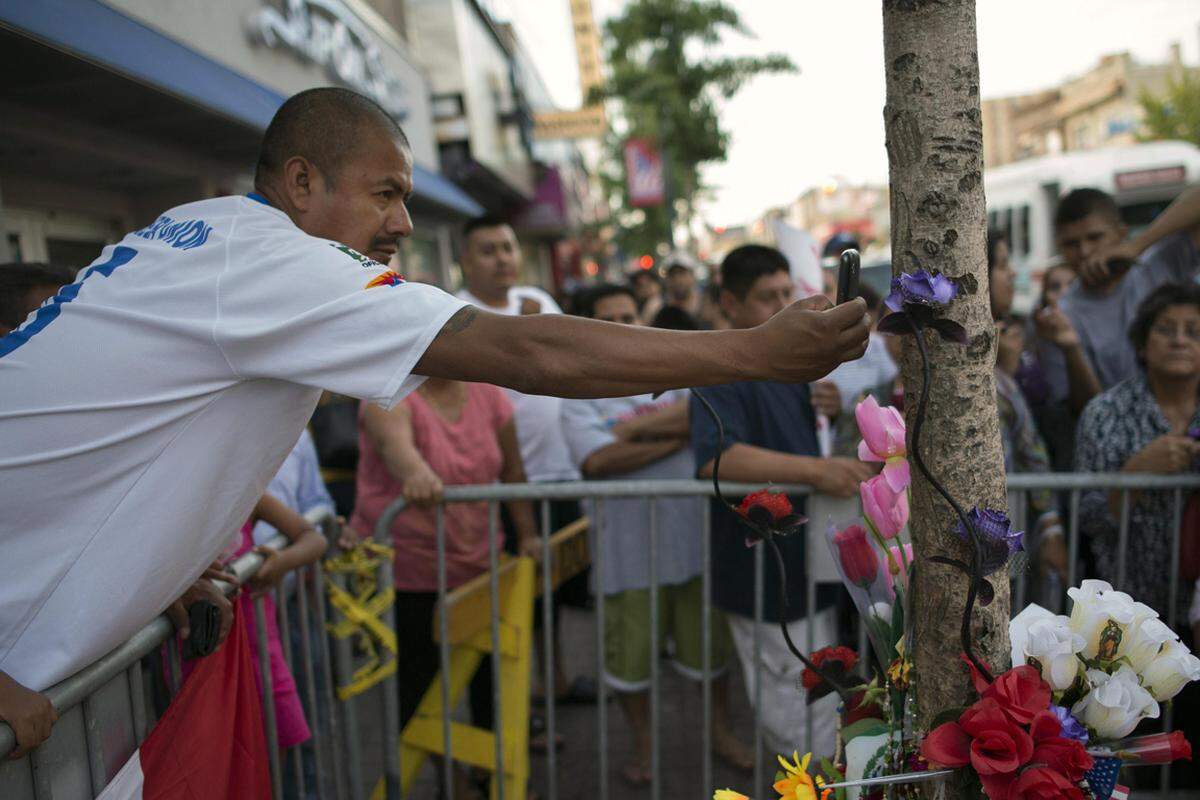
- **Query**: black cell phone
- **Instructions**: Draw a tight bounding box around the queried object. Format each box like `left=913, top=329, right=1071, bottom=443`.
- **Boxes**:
left=1107, top=256, right=1135, bottom=278
left=836, top=249, right=860, bottom=305
left=180, top=599, right=221, bottom=659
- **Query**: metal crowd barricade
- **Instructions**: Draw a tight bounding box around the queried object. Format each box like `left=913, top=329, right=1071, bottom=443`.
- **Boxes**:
left=0, top=507, right=348, bottom=800
left=5, top=473, right=1200, bottom=800
left=371, top=473, right=1200, bottom=800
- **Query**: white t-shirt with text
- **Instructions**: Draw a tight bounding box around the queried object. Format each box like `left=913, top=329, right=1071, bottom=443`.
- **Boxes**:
left=0, top=194, right=465, bottom=689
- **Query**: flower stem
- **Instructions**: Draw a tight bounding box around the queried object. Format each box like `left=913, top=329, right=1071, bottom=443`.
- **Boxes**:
left=905, top=316, right=993, bottom=684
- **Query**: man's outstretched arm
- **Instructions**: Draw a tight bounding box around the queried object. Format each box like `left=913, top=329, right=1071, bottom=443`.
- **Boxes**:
left=414, top=296, right=870, bottom=398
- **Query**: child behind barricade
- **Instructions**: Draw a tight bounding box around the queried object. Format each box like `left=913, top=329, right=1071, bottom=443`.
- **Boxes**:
left=231, top=493, right=328, bottom=751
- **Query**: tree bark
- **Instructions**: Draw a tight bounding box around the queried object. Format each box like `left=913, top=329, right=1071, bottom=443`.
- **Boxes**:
left=881, top=0, right=1010, bottom=737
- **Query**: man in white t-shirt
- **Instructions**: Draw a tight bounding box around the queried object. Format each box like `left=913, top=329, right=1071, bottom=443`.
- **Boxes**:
left=455, top=217, right=596, bottom=710
left=0, top=87, right=870, bottom=756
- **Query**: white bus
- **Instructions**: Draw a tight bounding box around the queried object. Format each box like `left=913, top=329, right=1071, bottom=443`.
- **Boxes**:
left=984, top=140, right=1200, bottom=311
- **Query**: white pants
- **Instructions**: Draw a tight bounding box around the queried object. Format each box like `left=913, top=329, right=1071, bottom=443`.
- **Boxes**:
left=727, top=608, right=839, bottom=759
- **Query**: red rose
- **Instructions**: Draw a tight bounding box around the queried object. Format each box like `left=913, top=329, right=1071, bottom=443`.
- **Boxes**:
left=844, top=689, right=885, bottom=726
left=960, top=653, right=993, bottom=694
left=737, top=489, right=792, bottom=521
left=982, top=665, right=1051, bottom=725
left=960, top=698, right=1034, bottom=776
left=1011, top=765, right=1084, bottom=799
left=1028, top=709, right=1061, bottom=743
left=1032, top=737, right=1093, bottom=782
left=921, top=721, right=971, bottom=768
left=1117, top=731, right=1193, bottom=764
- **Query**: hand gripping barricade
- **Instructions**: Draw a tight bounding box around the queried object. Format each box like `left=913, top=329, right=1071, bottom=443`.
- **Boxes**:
left=4, top=474, right=1200, bottom=800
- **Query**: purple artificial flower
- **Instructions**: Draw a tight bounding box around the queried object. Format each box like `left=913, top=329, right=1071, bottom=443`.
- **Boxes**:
left=955, top=507, right=1024, bottom=575
left=1052, top=705, right=1089, bottom=743
left=884, top=270, right=958, bottom=312
left=1188, top=424, right=1200, bottom=441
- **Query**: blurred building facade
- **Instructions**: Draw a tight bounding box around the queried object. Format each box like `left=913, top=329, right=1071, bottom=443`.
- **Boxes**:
left=982, top=43, right=1198, bottom=169
left=0, top=0, right=602, bottom=295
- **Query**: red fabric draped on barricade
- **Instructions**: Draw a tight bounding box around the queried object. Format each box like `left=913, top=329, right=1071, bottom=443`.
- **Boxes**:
left=99, top=604, right=271, bottom=799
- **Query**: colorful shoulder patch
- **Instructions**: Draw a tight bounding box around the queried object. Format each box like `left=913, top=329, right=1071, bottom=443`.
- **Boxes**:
left=365, top=270, right=406, bottom=288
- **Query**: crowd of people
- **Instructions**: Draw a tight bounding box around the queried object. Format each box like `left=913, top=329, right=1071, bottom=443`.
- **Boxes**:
left=2, top=84, right=1200, bottom=795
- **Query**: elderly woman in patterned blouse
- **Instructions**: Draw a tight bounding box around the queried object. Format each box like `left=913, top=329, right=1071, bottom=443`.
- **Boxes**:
left=1075, top=282, right=1200, bottom=619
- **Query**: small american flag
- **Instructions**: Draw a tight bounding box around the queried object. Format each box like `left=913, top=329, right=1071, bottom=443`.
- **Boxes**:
left=1110, top=785, right=1130, bottom=800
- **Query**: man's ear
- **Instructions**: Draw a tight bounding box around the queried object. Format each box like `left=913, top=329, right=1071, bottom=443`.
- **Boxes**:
left=280, top=156, right=320, bottom=212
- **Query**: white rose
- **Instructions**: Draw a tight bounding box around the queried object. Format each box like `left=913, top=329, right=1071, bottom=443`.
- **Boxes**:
left=1067, top=581, right=1151, bottom=660
left=1125, top=617, right=1179, bottom=674
left=1009, top=603, right=1054, bottom=667
left=1072, top=666, right=1159, bottom=740
left=1141, top=639, right=1200, bottom=702
left=1023, top=614, right=1086, bottom=691
left=869, top=601, right=892, bottom=622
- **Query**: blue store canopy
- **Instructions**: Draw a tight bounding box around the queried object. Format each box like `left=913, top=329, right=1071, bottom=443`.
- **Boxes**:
left=0, top=0, right=482, bottom=217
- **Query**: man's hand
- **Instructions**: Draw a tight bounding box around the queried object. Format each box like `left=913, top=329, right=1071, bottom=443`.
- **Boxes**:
left=167, top=577, right=233, bottom=648
left=0, top=671, right=57, bottom=759
left=1034, top=301, right=1080, bottom=349
left=1126, top=434, right=1200, bottom=474
left=811, top=381, right=842, bottom=419
left=811, top=457, right=878, bottom=498
left=1079, top=241, right=1139, bottom=289
left=758, top=296, right=870, bottom=384
left=402, top=464, right=444, bottom=507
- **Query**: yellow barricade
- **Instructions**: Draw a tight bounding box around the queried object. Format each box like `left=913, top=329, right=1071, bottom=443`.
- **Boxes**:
left=367, top=517, right=591, bottom=800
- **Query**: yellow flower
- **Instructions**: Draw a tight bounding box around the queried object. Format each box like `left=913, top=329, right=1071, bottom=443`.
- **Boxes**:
left=887, top=657, right=912, bottom=691
left=713, top=791, right=750, bottom=800
left=774, top=751, right=821, bottom=800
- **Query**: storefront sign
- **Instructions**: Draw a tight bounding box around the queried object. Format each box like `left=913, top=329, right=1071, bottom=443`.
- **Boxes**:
left=247, top=0, right=407, bottom=119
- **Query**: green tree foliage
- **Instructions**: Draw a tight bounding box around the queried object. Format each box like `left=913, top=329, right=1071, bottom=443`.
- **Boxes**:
left=1138, top=71, right=1200, bottom=147
left=592, top=0, right=794, bottom=259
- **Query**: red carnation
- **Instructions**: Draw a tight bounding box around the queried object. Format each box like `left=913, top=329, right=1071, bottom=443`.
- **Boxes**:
left=982, top=665, right=1051, bottom=725
left=802, top=646, right=859, bottom=690
left=737, top=489, right=793, bottom=521
left=1011, top=765, right=1084, bottom=799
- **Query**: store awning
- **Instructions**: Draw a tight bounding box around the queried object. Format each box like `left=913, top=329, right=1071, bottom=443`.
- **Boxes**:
left=0, top=0, right=483, bottom=218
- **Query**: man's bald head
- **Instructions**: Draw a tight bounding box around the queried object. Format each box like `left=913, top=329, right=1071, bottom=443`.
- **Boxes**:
left=254, top=87, right=411, bottom=189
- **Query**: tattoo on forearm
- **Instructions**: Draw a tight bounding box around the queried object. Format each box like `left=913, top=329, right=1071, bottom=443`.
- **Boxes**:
left=442, top=306, right=478, bottom=334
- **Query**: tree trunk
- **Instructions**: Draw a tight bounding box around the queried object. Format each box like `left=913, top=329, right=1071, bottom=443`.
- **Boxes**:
left=881, top=0, right=1010, bottom=738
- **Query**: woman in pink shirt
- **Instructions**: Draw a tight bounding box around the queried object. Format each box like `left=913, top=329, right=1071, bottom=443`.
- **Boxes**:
left=350, top=376, right=538, bottom=795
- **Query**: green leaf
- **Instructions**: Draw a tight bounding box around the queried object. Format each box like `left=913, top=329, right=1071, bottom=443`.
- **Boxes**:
left=818, top=758, right=848, bottom=800
left=840, top=717, right=889, bottom=742
left=891, top=593, right=905, bottom=639
left=928, top=706, right=967, bottom=729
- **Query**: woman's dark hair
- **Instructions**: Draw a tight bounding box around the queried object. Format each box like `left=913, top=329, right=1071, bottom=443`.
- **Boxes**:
left=1128, top=282, right=1200, bottom=367
left=986, top=228, right=1009, bottom=273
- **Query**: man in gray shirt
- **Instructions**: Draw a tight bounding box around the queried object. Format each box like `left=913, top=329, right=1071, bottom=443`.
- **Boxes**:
left=1038, top=187, right=1200, bottom=412
left=560, top=284, right=751, bottom=786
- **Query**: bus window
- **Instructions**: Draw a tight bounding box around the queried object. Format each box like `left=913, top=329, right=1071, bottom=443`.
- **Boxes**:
left=1120, top=200, right=1172, bottom=233
left=1001, top=207, right=1013, bottom=238
left=1017, top=205, right=1031, bottom=257
left=988, top=209, right=998, bottom=231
